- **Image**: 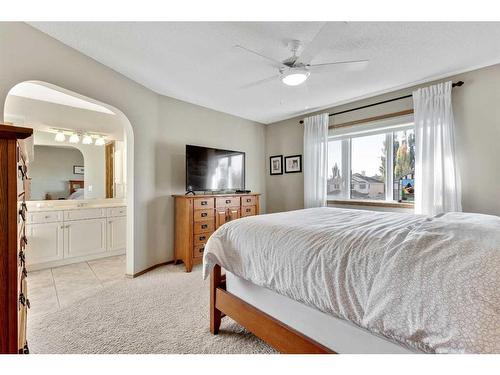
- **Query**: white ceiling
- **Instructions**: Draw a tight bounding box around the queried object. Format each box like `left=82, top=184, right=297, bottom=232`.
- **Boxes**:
left=30, top=22, right=500, bottom=124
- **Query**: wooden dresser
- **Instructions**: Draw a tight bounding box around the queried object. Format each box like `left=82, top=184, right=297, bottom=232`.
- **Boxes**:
left=0, top=124, right=33, bottom=354
left=173, top=193, right=260, bottom=272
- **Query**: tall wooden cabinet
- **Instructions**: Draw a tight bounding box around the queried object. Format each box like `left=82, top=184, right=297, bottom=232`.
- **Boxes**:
left=0, top=124, right=33, bottom=354
left=173, top=193, right=260, bottom=272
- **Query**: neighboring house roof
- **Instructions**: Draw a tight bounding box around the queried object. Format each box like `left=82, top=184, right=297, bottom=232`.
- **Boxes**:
left=352, top=173, right=384, bottom=184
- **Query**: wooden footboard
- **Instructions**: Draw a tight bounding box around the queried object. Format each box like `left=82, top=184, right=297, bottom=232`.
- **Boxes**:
left=210, top=265, right=335, bottom=354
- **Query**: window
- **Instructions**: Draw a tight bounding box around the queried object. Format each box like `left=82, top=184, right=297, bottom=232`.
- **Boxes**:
left=327, top=119, right=415, bottom=204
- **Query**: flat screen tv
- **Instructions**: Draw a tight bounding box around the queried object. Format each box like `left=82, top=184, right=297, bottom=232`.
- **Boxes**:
left=186, top=145, right=245, bottom=192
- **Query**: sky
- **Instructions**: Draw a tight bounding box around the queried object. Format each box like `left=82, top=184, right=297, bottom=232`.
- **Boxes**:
left=328, top=133, right=385, bottom=178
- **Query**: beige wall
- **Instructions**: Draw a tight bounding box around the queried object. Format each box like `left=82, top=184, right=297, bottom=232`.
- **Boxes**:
left=265, top=63, right=500, bottom=216
left=0, top=23, right=266, bottom=274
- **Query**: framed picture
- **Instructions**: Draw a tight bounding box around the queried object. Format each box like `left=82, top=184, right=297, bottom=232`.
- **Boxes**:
left=269, top=155, right=283, bottom=175
left=73, top=165, right=84, bottom=175
left=284, top=155, right=302, bottom=173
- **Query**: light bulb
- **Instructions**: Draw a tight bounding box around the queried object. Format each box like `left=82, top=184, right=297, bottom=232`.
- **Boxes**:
left=55, top=131, right=65, bottom=142
left=82, top=134, right=93, bottom=145
left=69, top=133, right=80, bottom=144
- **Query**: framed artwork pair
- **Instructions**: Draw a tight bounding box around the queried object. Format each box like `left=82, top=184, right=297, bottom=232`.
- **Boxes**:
left=269, top=154, right=302, bottom=175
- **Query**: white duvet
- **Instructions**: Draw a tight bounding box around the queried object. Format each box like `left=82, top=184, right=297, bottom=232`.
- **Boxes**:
left=202, top=207, right=500, bottom=353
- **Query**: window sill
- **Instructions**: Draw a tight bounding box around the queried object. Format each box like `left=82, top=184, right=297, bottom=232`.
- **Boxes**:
left=327, top=199, right=414, bottom=209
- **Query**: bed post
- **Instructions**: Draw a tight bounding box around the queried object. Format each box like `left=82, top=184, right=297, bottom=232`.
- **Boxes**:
left=210, top=264, right=222, bottom=334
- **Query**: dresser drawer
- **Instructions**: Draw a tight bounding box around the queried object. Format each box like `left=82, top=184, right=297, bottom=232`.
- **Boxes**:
left=194, top=198, right=214, bottom=210
left=27, top=211, right=63, bottom=224
left=241, top=196, right=257, bottom=206
left=194, top=209, right=214, bottom=221
left=193, top=244, right=206, bottom=259
left=241, top=205, right=257, bottom=217
left=193, top=232, right=212, bottom=245
left=216, top=196, right=241, bottom=208
left=108, top=206, right=127, bottom=217
left=64, top=208, right=106, bottom=221
left=193, top=220, right=214, bottom=234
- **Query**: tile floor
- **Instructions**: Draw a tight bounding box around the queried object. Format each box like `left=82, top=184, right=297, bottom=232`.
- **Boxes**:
left=28, top=255, right=126, bottom=317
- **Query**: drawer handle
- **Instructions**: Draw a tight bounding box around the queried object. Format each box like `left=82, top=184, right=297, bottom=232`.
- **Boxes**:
left=201, top=224, right=208, bottom=229
left=45, top=215, right=50, bottom=219
left=246, top=198, right=251, bottom=202
left=246, top=208, right=251, bottom=212
left=199, top=247, right=205, bottom=253
left=225, top=199, right=231, bottom=204
left=199, top=236, right=206, bottom=241
left=201, top=201, right=207, bottom=206
left=201, top=212, right=207, bottom=217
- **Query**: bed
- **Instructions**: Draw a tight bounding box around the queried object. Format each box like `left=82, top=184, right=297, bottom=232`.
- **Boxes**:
left=202, top=207, right=500, bottom=354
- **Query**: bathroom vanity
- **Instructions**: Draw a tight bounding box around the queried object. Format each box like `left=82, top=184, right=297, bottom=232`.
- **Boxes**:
left=25, top=200, right=127, bottom=271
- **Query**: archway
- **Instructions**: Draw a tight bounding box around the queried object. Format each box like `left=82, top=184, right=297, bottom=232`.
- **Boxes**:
left=4, top=80, right=135, bottom=275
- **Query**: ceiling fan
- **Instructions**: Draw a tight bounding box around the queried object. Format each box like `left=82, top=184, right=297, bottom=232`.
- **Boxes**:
left=235, top=26, right=368, bottom=88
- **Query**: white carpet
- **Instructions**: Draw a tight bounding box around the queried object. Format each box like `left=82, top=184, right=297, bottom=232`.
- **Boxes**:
left=28, top=264, right=277, bottom=354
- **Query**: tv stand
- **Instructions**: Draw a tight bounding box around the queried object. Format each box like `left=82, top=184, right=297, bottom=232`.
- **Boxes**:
left=172, top=192, right=261, bottom=272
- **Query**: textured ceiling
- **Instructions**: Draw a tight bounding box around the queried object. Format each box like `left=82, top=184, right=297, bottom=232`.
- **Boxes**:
left=29, top=22, right=500, bottom=124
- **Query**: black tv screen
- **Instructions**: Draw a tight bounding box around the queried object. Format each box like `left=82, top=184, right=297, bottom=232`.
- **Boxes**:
left=186, top=145, right=245, bottom=192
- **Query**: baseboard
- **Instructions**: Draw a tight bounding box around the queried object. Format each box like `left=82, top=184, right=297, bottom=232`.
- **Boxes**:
left=126, top=259, right=176, bottom=278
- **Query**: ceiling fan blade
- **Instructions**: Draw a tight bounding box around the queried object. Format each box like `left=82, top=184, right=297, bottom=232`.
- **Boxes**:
left=240, top=74, right=280, bottom=89
left=234, top=45, right=285, bottom=68
left=307, top=59, right=369, bottom=70
left=297, top=22, right=333, bottom=64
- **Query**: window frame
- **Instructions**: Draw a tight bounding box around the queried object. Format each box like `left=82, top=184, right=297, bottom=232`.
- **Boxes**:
left=328, top=120, right=414, bottom=205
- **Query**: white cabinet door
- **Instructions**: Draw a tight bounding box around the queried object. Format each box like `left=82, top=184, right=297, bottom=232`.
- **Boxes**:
left=107, top=216, right=127, bottom=252
left=65, top=218, right=107, bottom=258
left=26, top=222, right=64, bottom=265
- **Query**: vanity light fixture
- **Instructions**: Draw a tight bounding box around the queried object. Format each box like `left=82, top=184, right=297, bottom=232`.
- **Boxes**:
left=94, top=137, right=106, bottom=146
left=68, top=133, right=80, bottom=144
left=82, top=134, right=93, bottom=145
left=54, top=131, right=66, bottom=142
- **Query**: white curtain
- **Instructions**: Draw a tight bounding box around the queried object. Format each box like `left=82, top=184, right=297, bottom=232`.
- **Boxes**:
left=303, top=113, right=329, bottom=208
left=413, top=81, right=462, bottom=215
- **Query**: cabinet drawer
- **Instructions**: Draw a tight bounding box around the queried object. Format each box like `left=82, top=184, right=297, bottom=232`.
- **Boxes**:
left=193, top=232, right=212, bottom=245
left=108, top=206, right=127, bottom=217
left=193, top=220, right=214, bottom=234
left=241, top=196, right=257, bottom=206
left=241, top=205, right=257, bottom=217
left=194, top=198, right=214, bottom=210
left=27, top=211, right=63, bottom=224
left=193, top=244, right=206, bottom=259
left=64, top=208, right=106, bottom=221
left=194, top=209, right=214, bottom=221
left=216, top=196, right=241, bottom=208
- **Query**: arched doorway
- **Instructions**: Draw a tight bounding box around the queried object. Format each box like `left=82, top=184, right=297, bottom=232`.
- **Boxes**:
left=4, top=80, right=135, bottom=276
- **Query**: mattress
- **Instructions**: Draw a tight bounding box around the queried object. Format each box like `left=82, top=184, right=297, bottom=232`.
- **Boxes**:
left=226, top=271, right=417, bottom=353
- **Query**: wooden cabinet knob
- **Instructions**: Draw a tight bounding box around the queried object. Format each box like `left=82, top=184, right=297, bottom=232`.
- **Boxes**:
left=199, top=236, right=206, bottom=241
left=199, top=247, right=205, bottom=253
left=201, top=224, right=208, bottom=229
left=225, top=199, right=231, bottom=204
left=201, top=201, right=207, bottom=206
left=201, top=212, right=207, bottom=217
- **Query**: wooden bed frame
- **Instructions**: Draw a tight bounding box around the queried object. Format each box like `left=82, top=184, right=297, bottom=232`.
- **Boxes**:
left=210, top=265, right=335, bottom=354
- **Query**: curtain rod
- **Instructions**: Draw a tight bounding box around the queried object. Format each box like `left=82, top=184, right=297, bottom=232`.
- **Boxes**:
left=299, top=80, right=464, bottom=124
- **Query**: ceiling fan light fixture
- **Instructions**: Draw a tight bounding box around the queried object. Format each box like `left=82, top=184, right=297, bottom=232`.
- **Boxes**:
left=281, top=68, right=310, bottom=86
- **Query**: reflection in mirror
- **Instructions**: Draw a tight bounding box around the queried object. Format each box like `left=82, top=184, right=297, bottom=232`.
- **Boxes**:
left=30, top=145, right=85, bottom=200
